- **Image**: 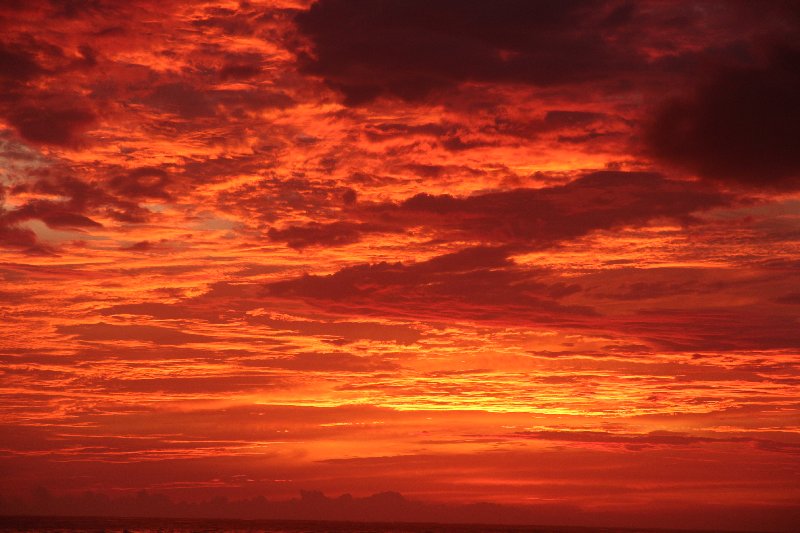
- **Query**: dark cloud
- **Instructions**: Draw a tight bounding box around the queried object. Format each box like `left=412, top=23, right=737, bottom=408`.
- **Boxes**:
left=57, top=323, right=214, bottom=345
left=544, top=110, right=607, bottom=128
left=624, top=307, right=800, bottom=351
left=265, top=246, right=594, bottom=325
left=121, top=240, right=157, bottom=252
left=248, top=315, right=421, bottom=345
left=102, top=375, right=285, bottom=394
left=8, top=105, right=95, bottom=146
left=0, top=42, right=45, bottom=86
left=219, top=62, right=262, bottom=80
left=267, top=221, right=389, bottom=249
left=143, top=82, right=217, bottom=119
left=240, top=352, right=400, bottom=372
left=647, top=46, right=800, bottom=189
left=0, top=186, right=48, bottom=253
left=0, top=222, right=41, bottom=252
left=295, top=0, right=638, bottom=104
left=109, top=167, right=172, bottom=200
left=6, top=199, right=102, bottom=230
left=3, top=174, right=154, bottom=237
left=341, top=171, right=728, bottom=248
left=99, top=302, right=206, bottom=320
left=516, top=430, right=719, bottom=447
left=776, top=292, right=800, bottom=305
left=140, top=82, right=294, bottom=121
left=217, top=176, right=356, bottom=224
left=512, top=429, right=800, bottom=456
left=363, top=122, right=451, bottom=142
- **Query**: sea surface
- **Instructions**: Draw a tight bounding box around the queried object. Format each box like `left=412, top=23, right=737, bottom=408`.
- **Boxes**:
left=0, top=516, right=738, bottom=533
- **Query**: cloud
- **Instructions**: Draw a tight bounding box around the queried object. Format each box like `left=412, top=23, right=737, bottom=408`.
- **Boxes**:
left=544, top=110, right=607, bottom=128
left=5, top=199, right=102, bottom=230
left=290, top=171, right=729, bottom=249
left=385, top=171, right=719, bottom=244
left=0, top=186, right=47, bottom=253
left=514, top=429, right=721, bottom=447
left=267, top=221, right=389, bottom=249
left=57, top=322, right=214, bottom=345
left=646, top=45, right=800, bottom=189
left=139, top=81, right=294, bottom=121
left=142, top=82, right=217, bottom=119
left=0, top=222, right=42, bottom=252
left=249, top=315, right=421, bottom=345
left=511, top=429, right=800, bottom=456
left=0, top=42, right=45, bottom=86
left=99, top=302, right=211, bottom=320
left=265, top=245, right=594, bottom=325
left=295, top=0, right=638, bottom=104
left=102, top=375, right=285, bottom=394
left=109, top=167, right=173, bottom=200
left=240, top=352, right=400, bottom=372
left=7, top=104, right=95, bottom=146
left=776, top=292, right=800, bottom=305
left=2, top=1, right=799, bottom=526
left=257, top=172, right=728, bottom=327
left=21, top=174, right=153, bottom=224
left=219, top=62, right=262, bottom=81
left=0, top=173, right=163, bottom=249
left=622, top=306, right=800, bottom=351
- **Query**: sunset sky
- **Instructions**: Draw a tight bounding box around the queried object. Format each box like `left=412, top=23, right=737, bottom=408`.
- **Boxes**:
left=1, top=0, right=799, bottom=530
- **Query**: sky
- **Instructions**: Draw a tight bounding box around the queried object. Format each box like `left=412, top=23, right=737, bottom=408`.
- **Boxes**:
left=1, top=0, right=799, bottom=530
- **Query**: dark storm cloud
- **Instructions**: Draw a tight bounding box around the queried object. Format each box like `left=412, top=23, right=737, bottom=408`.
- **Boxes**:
left=647, top=46, right=800, bottom=189
left=295, top=0, right=638, bottom=104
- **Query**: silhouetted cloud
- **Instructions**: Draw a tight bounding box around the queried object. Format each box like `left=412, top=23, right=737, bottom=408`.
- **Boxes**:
left=647, top=46, right=800, bottom=189
left=296, top=0, right=641, bottom=104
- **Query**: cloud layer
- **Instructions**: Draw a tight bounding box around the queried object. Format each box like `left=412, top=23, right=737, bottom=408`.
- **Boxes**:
left=1, top=1, right=799, bottom=531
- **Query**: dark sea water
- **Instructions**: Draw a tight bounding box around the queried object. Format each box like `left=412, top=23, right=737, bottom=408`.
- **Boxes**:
left=0, top=516, right=733, bottom=533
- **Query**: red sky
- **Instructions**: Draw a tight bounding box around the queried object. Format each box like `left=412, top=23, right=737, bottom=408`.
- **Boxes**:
left=1, top=1, right=799, bottom=530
